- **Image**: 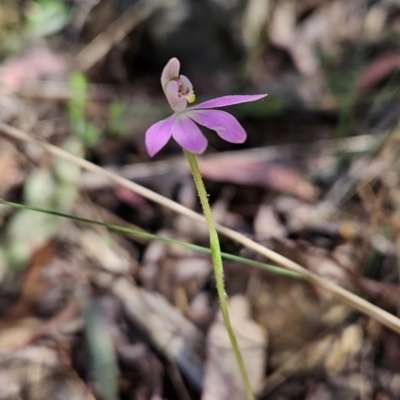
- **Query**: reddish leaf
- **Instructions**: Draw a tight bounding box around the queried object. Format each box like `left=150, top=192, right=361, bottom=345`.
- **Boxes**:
left=355, top=52, right=400, bottom=93
left=199, top=159, right=317, bottom=201
left=0, top=48, right=66, bottom=93
left=357, top=277, right=400, bottom=309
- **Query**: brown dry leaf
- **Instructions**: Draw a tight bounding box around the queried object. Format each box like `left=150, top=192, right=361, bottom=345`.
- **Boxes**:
left=380, top=329, right=400, bottom=371
left=140, top=229, right=212, bottom=305
left=261, top=334, right=332, bottom=395
left=0, top=345, right=94, bottom=400
left=300, top=246, right=352, bottom=292
left=80, top=229, right=132, bottom=274
left=269, top=0, right=295, bottom=50
left=202, top=295, right=267, bottom=400
left=0, top=302, right=80, bottom=361
left=0, top=138, right=24, bottom=195
left=277, top=241, right=356, bottom=312
left=274, top=197, right=324, bottom=231
left=253, top=272, right=328, bottom=369
left=140, top=231, right=171, bottom=289
left=262, top=324, right=364, bottom=396
left=254, top=203, right=287, bottom=239
left=324, top=324, right=363, bottom=373
left=0, top=318, right=42, bottom=354
left=4, top=241, right=78, bottom=321
left=252, top=240, right=354, bottom=369
left=364, top=4, right=387, bottom=41
left=111, top=277, right=205, bottom=389
left=269, top=0, right=366, bottom=75
left=241, top=0, right=271, bottom=51
left=199, top=159, right=317, bottom=201
left=0, top=90, right=25, bottom=122
left=305, top=383, right=333, bottom=400
left=356, top=278, right=400, bottom=310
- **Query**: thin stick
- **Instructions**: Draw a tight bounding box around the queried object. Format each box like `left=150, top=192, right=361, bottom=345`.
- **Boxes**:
left=71, top=0, right=158, bottom=72
left=1, top=122, right=400, bottom=334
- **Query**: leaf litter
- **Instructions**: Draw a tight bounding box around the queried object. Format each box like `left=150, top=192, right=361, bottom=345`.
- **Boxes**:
left=1, top=0, right=400, bottom=399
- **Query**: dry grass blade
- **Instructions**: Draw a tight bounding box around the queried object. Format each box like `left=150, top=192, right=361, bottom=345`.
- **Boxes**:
left=80, top=134, right=378, bottom=190
left=1, top=122, right=400, bottom=335
left=71, top=0, right=159, bottom=72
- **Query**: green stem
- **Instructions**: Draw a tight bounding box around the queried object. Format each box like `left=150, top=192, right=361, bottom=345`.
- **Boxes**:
left=184, top=150, right=255, bottom=400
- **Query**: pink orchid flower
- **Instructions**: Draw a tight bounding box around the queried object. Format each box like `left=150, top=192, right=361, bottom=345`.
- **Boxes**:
left=145, top=58, right=267, bottom=156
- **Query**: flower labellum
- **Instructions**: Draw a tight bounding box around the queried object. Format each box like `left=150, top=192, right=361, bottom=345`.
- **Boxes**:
left=145, top=58, right=267, bottom=156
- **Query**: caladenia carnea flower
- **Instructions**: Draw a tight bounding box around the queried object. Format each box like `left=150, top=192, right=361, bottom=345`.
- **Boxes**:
left=145, top=57, right=267, bottom=156
left=144, top=57, right=264, bottom=400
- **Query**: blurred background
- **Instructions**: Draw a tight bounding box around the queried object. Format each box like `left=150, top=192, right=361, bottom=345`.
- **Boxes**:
left=1, top=0, right=400, bottom=399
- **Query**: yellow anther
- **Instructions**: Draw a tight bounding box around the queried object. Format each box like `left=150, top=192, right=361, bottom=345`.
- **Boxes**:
left=187, top=92, right=196, bottom=103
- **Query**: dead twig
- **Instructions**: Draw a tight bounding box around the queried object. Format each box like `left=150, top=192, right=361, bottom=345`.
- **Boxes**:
left=79, top=133, right=379, bottom=190
left=1, top=122, right=400, bottom=335
left=0, top=301, right=80, bottom=362
left=70, top=0, right=159, bottom=72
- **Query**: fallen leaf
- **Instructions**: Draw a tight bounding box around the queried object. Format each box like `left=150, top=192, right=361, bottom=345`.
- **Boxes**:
left=199, top=159, right=317, bottom=201
left=356, top=277, right=400, bottom=309
left=202, top=295, right=267, bottom=400
left=324, top=324, right=363, bottom=372
left=0, top=345, right=95, bottom=400
left=269, top=0, right=365, bottom=76
left=0, top=138, right=23, bottom=196
left=0, top=48, right=66, bottom=93
left=254, top=203, right=287, bottom=239
left=0, top=318, right=42, bottom=354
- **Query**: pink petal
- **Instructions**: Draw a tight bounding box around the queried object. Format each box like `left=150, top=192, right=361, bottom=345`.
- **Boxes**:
left=191, top=94, right=267, bottom=109
left=145, top=115, right=175, bottom=156
left=165, top=80, right=187, bottom=112
left=187, top=109, right=246, bottom=143
left=172, top=114, right=208, bottom=153
left=161, top=58, right=180, bottom=92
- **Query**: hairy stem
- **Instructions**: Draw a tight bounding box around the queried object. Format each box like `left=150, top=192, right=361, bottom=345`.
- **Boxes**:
left=184, top=150, right=255, bottom=400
